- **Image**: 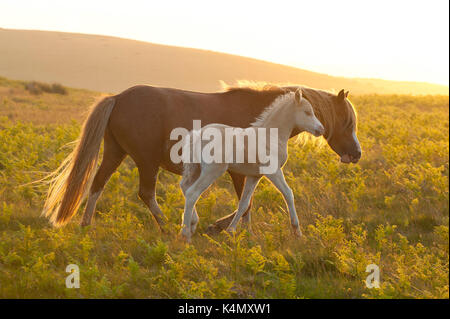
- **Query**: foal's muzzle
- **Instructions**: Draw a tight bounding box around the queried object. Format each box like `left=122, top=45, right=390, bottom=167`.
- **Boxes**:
left=313, top=125, right=325, bottom=137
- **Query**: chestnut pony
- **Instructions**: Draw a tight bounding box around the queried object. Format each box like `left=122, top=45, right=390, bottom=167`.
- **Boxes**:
left=42, top=84, right=361, bottom=233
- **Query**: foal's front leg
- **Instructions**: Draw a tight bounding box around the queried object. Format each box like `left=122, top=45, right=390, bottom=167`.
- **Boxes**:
left=266, top=169, right=302, bottom=237
left=205, top=173, right=253, bottom=235
left=227, top=176, right=261, bottom=233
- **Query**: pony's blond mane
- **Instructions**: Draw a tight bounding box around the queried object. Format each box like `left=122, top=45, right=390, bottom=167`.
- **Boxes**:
left=220, top=80, right=358, bottom=146
left=301, top=86, right=358, bottom=140
left=220, top=80, right=282, bottom=92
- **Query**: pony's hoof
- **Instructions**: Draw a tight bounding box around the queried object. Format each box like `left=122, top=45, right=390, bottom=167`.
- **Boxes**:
left=156, top=219, right=168, bottom=234
left=205, top=224, right=222, bottom=236
left=159, top=225, right=168, bottom=235
left=205, top=217, right=231, bottom=235
left=80, top=221, right=91, bottom=227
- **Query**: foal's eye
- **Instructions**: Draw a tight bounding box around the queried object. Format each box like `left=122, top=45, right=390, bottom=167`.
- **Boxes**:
left=305, top=110, right=312, bottom=116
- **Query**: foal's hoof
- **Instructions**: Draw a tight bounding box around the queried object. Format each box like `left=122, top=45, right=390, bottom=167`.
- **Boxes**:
left=80, top=221, right=91, bottom=227
left=190, top=223, right=198, bottom=235
left=225, top=226, right=237, bottom=235
left=179, top=234, right=191, bottom=244
left=179, top=229, right=192, bottom=243
left=293, top=228, right=303, bottom=238
left=244, top=225, right=255, bottom=236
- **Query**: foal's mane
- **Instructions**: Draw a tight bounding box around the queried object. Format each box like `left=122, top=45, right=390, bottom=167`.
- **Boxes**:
left=250, top=92, right=293, bottom=127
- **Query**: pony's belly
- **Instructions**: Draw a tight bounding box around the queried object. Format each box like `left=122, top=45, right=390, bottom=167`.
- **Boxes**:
left=228, top=163, right=263, bottom=177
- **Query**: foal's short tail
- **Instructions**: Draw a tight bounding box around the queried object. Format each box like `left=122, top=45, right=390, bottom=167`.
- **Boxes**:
left=42, top=96, right=116, bottom=226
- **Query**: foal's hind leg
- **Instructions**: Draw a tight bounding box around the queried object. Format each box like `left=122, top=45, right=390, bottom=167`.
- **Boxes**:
left=81, top=130, right=125, bottom=226
left=138, top=164, right=166, bottom=231
left=181, top=164, right=227, bottom=242
left=180, top=165, right=200, bottom=235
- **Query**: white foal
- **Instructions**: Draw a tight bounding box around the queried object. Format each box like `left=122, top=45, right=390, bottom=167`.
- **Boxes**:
left=180, top=88, right=324, bottom=242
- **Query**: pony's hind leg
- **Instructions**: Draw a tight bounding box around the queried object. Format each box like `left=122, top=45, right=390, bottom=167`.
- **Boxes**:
left=266, top=169, right=302, bottom=237
left=81, top=130, right=126, bottom=226
left=138, top=163, right=167, bottom=231
left=227, top=176, right=261, bottom=233
left=181, top=163, right=227, bottom=242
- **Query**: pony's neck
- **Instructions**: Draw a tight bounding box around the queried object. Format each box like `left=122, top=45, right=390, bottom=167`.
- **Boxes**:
left=301, top=88, right=335, bottom=139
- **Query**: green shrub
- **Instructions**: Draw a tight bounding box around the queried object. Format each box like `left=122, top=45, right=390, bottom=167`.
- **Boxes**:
left=0, top=88, right=448, bottom=298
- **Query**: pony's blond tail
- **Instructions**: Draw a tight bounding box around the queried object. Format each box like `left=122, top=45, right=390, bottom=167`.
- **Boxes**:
left=42, top=96, right=116, bottom=226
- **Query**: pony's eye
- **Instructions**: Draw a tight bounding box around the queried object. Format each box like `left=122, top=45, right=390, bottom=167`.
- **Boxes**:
left=305, top=110, right=312, bottom=116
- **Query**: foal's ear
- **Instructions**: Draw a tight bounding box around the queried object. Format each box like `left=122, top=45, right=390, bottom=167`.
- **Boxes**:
left=294, top=88, right=302, bottom=104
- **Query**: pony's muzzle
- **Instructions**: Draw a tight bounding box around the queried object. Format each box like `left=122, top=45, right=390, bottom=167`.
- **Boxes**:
left=352, top=150, right=362, bottom=162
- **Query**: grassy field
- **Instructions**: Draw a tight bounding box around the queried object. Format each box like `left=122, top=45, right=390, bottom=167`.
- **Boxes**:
left=0, top=76, right=448, bottom=298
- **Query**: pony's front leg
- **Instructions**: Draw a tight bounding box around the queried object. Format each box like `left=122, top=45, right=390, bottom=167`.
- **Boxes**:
left=227, top=176, right=261, bottom=233
left=266, top=169, right=302, bottom=237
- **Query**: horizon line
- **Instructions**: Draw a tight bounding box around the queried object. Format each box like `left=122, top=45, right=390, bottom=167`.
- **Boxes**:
left=1, top=27, right=449, bottom=88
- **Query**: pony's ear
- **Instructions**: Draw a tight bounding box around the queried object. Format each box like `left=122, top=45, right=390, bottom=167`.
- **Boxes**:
left=295, top=88, right=302, bottom=104
left=337, top=89, right=346, bottom=101
left=345, top=90, right=349, bottom=98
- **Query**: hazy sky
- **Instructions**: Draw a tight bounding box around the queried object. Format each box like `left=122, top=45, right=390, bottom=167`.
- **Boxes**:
left=1, top=0, right=449, bottom=85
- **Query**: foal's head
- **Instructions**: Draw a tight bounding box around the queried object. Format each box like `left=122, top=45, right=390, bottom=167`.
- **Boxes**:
left=291, top=89, right=324, bottom=137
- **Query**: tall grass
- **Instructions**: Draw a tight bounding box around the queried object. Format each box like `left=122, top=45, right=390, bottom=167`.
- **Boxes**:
left=0, top=78, right=448, bottom=298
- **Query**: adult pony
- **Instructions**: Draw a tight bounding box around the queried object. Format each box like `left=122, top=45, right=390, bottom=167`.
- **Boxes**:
left=43, top=84, right=361, bottom=233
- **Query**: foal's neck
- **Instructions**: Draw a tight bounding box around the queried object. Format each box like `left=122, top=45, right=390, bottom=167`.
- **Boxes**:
left=259, top=103, right=295, bottom=144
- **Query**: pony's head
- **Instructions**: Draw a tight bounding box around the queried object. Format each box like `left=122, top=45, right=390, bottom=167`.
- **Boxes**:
left=284, top=86, right=361, bottom=164
left=291, top=88, right=324, bottom=137
left=325, top=89, right=361, bottom=163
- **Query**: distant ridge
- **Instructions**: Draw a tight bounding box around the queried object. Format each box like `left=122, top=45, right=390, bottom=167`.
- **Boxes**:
left=0, top=29, right=447, bottom=95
